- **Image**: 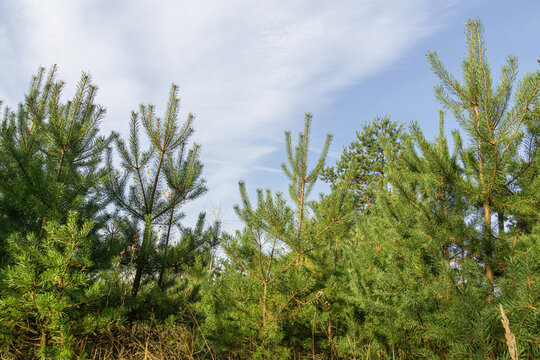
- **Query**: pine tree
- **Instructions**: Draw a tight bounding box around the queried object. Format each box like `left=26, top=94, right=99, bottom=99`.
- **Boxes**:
left=0, top=66, right=115, bottom=266
left=346, top=114, right=474, bottom=357
left=280, top=114, right=333, bottom=269
left=344, top=19, right=540, bottom=359
left=426, top=19, right=540, bottom=285
left=205, top=114, right=354, bottom=358
left=321, top=115, right=406, bottom=212
left=156, top=212, right=220, bottom=289
left=105, top=84, right=207, bottom=298
left=0, top=213, right=111, bottom=359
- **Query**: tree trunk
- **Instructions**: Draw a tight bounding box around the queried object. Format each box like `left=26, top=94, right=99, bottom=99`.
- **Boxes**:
left=132, top=220, right=152, bottom=297
left=158, top=210, right=175, bottom=288
left=483, top=200, right=494, bottom=286
left=131, top=262, right=143, bottom=297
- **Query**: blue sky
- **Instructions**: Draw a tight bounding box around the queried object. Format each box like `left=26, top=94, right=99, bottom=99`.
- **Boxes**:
left=1, top=0, right=538, bottom=231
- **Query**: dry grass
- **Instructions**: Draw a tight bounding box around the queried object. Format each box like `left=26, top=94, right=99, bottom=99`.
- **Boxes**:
left=77, top=322, right=215, bottom=360
left=1, top=306, right=525, bottom=359
left=499, top=304, right=518, bottom=360
left=0, top=322, right=214, bottom=360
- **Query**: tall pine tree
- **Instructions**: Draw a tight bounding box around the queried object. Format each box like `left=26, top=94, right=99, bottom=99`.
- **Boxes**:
left=344, top=19, right=540, bottom=359
left=426, top=19, right=540, bottom=286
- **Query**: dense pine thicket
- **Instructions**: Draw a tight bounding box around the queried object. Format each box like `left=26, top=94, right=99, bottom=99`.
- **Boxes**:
left=0, top=20, right=538, bottom=360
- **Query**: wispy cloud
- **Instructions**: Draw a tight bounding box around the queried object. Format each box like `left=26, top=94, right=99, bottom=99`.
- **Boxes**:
left=0, top=0, right=456, bottom=231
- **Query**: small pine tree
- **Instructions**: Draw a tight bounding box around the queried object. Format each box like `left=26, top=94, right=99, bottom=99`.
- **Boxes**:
left=105, top=84, right=207, bottom=298
left=0, top=213, right=110, bottom=359
left=205, top=114, right=354, bottom=358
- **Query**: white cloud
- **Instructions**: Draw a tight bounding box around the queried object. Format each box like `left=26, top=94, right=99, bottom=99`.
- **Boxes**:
left=0, top=0, right=457, bottom=231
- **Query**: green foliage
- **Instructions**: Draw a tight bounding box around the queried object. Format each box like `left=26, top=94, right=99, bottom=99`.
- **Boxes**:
left=128, top=212, right=221, bottom=324
left=0, top=66, right=115, bottom=266
left=426, top=19, right=540, bottom=286
left=346, top=115, right=539, bottom=358
left=343, top=19, right=540, bottom=359
left=0, top=18, right=538, bottom=360
left=321, top=115, right=406, bottom=212
left=203, top=114, right=355, bottom=358
left=0, top=213, right=116, bottom=359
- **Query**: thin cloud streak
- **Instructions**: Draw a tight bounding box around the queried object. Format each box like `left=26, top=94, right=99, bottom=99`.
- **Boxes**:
left=0, top=0, right=458, bottom=231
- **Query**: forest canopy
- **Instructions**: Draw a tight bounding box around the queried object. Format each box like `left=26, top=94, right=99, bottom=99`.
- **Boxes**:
left=0, top=19, right=538, bottom=360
